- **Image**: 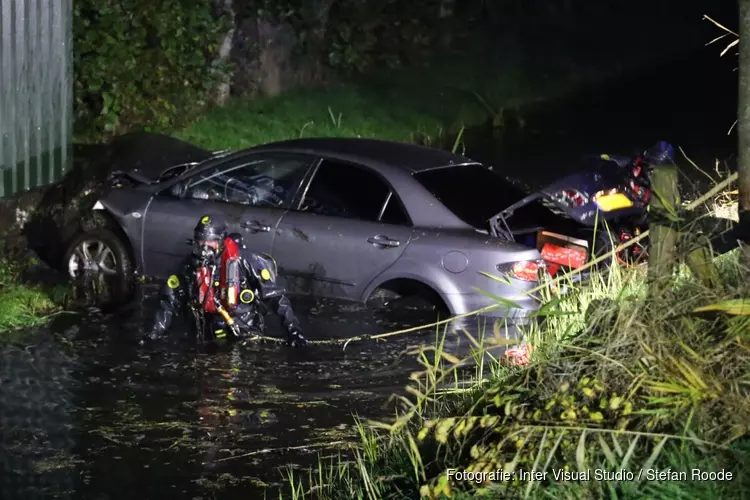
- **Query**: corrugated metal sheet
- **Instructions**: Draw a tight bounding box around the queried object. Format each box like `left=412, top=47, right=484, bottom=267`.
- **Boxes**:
left=0, top=0, right=72, bottom=199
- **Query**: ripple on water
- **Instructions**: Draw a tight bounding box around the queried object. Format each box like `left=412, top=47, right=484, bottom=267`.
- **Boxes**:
left=4, top=292, right=494, bottom=498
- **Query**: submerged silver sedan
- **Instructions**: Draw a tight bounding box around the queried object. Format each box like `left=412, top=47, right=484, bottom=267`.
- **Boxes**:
left=66, top=137, right=544, bottom=322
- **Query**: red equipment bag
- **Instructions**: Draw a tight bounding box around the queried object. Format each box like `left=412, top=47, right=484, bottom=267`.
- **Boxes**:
left=540, top=243, right=587, bottom=269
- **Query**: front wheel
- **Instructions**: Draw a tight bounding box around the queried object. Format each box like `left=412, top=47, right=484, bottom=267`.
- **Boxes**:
left=63, top=228, right=134, bottom=307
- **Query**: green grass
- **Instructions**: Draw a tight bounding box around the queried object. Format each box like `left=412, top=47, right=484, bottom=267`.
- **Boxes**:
left=284, top=240, right=750, bottom=499
left=0, top=253, right=67, bottom=335
left=172, top=49, right=638, bottom=153
left=171, top=22, right=692, bottom=154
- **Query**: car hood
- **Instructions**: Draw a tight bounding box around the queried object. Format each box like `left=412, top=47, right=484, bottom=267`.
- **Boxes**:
left=23, top=133, right=216, bottom=265
left=105, top=132, right=215, bottom=183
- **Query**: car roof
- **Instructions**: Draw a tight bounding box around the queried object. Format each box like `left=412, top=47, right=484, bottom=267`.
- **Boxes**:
left=247, top=137, right=478, bottom=173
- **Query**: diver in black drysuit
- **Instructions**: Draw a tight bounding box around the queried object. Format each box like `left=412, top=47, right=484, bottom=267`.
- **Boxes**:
left=141, top=216, right=308, bottom=347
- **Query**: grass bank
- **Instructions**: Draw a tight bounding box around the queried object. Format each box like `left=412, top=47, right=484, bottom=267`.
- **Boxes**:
left=172, top=43, right=672, bottom=152
left=287, top=242, right=750, bottom=499
left=0, top=250, right=68, bottom=336
left=173, top=59, right=536, bottom=151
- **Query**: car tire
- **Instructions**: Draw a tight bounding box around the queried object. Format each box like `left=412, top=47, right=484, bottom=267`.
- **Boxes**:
left=63, top=228, right=134, bottom=307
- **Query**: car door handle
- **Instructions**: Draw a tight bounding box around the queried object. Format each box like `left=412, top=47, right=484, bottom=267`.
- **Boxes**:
left=367, top=235, right=400, bottom=247
left=241, top=220, right=270, bottom=233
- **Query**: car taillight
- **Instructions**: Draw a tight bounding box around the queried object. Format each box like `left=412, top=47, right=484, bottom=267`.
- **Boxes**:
left=497, top=259, right=547, bottom=282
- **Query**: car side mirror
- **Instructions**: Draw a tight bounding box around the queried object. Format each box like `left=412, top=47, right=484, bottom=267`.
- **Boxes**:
left=185, top=238, right=194, bottom=246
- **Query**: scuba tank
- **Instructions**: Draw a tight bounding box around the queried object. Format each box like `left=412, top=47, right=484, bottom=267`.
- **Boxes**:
left=194, top=234, right=240, bottom=314
left=189, top=215, right=243, bottom=341
left=220, top=235, right=241, bottom=311
left=191, top=231, right=248, bottom=340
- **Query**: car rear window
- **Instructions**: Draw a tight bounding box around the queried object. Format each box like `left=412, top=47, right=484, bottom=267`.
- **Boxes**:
left=413, top=164, right=528, bottom=229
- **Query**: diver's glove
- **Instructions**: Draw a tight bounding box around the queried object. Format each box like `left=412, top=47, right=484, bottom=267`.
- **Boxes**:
left=139, top=330, right=159, bottom=345
left=227, top=321, right=242, bottom=339
left=287, top=325, right=308, bottom=347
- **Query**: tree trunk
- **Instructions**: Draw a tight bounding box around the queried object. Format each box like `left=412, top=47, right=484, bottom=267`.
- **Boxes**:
left=438, top=0, right=455, bottom=48
left=315, top=0, right=336, bottom=43
left=739, top=0, right=750, bottom=267
left=307, top=0, right=336, bottom=82
left=215, top=0, right=236, bottom=106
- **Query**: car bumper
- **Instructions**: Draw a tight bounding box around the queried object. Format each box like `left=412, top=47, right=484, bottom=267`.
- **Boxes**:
left=443, top=291, right=540, bottom=323
left=433, top=291, right=538, bottom=368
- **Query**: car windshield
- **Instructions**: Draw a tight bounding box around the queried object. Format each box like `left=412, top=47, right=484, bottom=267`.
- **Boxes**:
left=413, top=163, right=529, bottom=229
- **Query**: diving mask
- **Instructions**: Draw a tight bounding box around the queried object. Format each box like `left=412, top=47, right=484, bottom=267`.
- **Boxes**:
left=194, top=239, right=220, bottom=264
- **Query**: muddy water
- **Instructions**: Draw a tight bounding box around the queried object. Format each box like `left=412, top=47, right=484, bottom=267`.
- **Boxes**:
left=1, top=47, right=739, bottom=500
left=2, top=291, right=482, bottom=500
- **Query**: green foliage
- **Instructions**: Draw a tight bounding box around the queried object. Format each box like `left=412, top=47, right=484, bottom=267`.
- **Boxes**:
left=0, top=252, right=63, bottom=334
left=73, top=0, right=230, bottom=137
left=323, top=0, right=440, bottom=73
left=173, top=47, right=607, bottom=153
left=71, top=0, right=446, bottom=138
left=71, top=0, right=671, bottom=142
left=237, top=0, right=444, bottom=76
left=236, top=0, right=443, bottom=73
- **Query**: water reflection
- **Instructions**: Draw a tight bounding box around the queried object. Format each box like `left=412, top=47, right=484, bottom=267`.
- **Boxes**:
left=0, top=325, right=79, bottom=500
left=1, top=270, right=520, bottom=500
left=4, top=291, right=475, bottom=499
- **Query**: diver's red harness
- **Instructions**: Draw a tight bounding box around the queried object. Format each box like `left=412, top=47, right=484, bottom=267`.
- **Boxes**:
left=195, top=236, right=242, bottom=314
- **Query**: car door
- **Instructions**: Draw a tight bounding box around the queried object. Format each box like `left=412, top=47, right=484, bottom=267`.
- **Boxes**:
left=140, top=152, right=315, bottom=277
left=272, top=158, right=413, bottom=300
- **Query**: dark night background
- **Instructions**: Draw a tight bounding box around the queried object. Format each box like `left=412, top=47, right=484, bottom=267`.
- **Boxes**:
left=1, top=1, right=748, bottom=500
left=68, top=0, right=743, bottom=191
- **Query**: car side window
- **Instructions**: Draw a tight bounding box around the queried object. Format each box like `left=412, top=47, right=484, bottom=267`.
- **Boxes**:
left=299, top=160, right=391, bottom=222
left=171, top=154, right=312, bottom=209
left=379, top=193, right=411, bottom=226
